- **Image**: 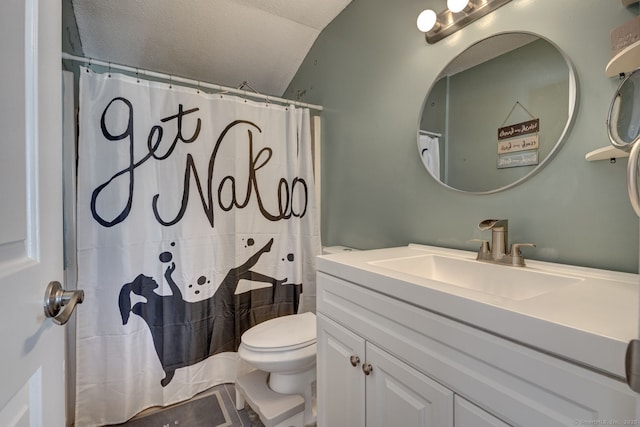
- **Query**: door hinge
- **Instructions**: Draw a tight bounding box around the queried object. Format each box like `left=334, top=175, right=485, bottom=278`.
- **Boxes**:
left=625, top=339, right=640, bottom=393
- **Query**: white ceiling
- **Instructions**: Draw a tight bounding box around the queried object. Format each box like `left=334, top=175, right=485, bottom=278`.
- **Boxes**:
left=72, top=0, right=352, bottom=96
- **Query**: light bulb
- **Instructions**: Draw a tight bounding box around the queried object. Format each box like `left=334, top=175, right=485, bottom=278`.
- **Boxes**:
left=447, top=0, right=471, bottom=13
left=417, top=9, right=438, bottom=32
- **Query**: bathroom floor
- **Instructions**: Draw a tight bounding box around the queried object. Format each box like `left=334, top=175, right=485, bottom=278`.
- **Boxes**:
left=109, top=383, right=265, bottom=427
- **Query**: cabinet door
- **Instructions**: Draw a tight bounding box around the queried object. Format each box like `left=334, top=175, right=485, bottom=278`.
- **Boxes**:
left=317, top=313, right=366, bottom=427
left=455, top=395, right=511, bottom=427
left=365, top=343, right=454, bottom=427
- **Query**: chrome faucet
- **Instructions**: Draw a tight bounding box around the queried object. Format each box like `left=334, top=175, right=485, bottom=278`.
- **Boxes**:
left=478, top=219, right=508, bottom=260
left=475, top=219, right=535, bottom=267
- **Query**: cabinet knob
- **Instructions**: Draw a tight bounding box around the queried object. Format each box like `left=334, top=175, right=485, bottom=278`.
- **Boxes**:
left=362, top=363, right=373, bottom=375
left=350, top=355, right=360, bottom=367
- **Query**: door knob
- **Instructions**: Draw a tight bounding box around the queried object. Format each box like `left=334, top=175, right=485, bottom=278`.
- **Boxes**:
left=43, top=281, right=84, bottom=325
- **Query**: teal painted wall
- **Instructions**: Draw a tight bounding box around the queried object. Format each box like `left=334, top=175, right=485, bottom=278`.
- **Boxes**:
left=62, top=0, right=83, bottom=105
left=285, top=0, right=640, bottom=272
left=62, top=0, right=83, bottom=58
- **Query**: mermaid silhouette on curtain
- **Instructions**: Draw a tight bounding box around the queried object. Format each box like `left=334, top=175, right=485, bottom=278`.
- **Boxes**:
left=118, top=238, right=298, bottom=386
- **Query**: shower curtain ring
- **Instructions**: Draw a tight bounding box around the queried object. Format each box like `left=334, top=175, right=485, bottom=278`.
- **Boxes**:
left=108, top=62, right=111, bottom=78
left=169, top=74, right=173, bottom=89
left=136, top=68, right=139, bottom=83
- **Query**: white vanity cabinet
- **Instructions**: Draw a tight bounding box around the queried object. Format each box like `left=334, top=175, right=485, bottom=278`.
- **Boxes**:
left=316, top=271, right=639, bottom=427
left=454, top=396, right=511, bottom=427
left=318, top=313, right=454, bottom=427
left=317, top=313, right=365, bottom=427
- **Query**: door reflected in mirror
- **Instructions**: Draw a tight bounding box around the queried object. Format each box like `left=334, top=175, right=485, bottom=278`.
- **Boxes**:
left=419, top=32, right=578, bottom=193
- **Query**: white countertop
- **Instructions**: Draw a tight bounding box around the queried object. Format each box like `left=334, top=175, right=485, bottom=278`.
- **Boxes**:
left=317, top=244, right=639, bottom=379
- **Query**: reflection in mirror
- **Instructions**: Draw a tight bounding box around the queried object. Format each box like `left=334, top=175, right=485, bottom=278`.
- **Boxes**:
left=419, top=32, right=577, bottom=193
left=607, top=69, right=640, bottom=151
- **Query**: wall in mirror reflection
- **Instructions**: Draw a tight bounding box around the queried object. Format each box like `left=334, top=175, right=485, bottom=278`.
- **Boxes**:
left=420, top=37, right=570, bottom=193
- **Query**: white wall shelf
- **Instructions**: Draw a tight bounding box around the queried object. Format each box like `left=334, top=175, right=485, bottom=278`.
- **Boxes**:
left=606, top=39, right=640, bottom=77
left=585, top=145, right=629, bottom=161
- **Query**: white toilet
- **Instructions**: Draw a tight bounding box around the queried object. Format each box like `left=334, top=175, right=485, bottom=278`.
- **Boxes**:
left=237, top=312, right=317, bottom=426
left=235, top=247, right=355, bottom=427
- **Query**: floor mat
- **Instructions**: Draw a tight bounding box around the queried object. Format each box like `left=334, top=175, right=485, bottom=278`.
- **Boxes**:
left=111, top=384, right=252, bottom=427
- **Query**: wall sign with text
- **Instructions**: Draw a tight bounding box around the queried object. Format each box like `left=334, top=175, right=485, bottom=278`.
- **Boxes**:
left=497, top=151, right=539, bottom=169
left=498, top=119, right=539, bottom=140
left=497, top=118, right=540, bottom=169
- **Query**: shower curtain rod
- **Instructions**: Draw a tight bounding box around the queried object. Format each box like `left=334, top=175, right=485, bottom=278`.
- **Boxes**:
left=419, top=129, right=442, bottom=138
left=61, top=52, right=323, bottom=111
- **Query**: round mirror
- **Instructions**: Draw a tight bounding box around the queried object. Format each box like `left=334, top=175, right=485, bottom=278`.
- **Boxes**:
left=418, top=32, right=578, bottom=193
left=607, top=69, right=640, bottom=152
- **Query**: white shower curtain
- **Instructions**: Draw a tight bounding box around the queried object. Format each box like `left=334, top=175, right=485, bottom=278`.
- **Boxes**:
left=74, top=68, right=321, bottom=426
left=419, top=133, right=440, bottom=179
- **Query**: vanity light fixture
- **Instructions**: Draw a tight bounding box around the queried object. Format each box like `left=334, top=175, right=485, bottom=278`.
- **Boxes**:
left=417, top=9, right=439, bottom=32
left=447, top=0, right=473, bottom=13
left=417, top=0, right=512, bottom=44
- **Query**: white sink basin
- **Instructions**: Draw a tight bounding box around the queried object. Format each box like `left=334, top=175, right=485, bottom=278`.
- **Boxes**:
left=369, top=254, right=584, bottom=300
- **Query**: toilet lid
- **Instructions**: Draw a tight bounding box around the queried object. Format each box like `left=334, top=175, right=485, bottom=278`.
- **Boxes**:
left=241, top=312, right=316, bottom=352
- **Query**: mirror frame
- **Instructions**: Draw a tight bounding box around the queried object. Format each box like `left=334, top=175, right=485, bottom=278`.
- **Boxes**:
left=418, top=31, right=579, bottom=194
left=607, top=68, right=640, bottom=152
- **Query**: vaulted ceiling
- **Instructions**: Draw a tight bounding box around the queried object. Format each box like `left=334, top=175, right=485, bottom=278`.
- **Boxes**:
left=71, top=0, right=352, bottom=96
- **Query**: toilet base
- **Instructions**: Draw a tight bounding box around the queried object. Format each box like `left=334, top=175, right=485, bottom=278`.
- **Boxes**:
left=235, top=369, right=305, bottom=427
left=268, top=367, right=316, bottom=425
left=269, top=366, right=316, bottom=395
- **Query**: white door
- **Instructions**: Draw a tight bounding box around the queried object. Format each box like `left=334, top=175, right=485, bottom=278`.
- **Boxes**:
left=0, top=0, right=65, bottom=426
left=317, top=313, right=366, bottom=427
left=365, top=343, right=454, bottom=427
